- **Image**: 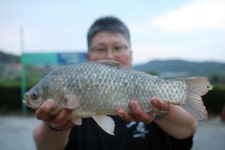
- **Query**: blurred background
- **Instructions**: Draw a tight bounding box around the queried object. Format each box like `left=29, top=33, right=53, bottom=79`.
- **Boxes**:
left=0, top=0, right=225, bottom=149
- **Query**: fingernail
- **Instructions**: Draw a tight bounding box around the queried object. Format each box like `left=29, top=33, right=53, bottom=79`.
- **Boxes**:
left=151, top=99, right=158, bottom=106
left=131, top=101, right=137, bottom=110
left=45, top=99, right=54, bottom=108
left=116, top=109, right=124, bottom=118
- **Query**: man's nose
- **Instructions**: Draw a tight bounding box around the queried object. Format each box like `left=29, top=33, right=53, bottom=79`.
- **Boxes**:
left=105, top=50, right=115, bottom=59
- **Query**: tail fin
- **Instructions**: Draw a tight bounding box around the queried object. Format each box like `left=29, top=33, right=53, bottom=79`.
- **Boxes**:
left=182, top=77, right=213, bottom=121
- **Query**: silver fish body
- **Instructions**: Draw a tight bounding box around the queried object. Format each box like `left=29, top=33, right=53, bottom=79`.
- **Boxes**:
left=24, top=60, right=212, bottom=134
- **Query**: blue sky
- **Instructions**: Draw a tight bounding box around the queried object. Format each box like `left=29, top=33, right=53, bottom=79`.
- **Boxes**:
left=0, top=0, right=224, bottom=65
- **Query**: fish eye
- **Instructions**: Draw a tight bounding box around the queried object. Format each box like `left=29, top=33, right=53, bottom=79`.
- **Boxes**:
left=31, top=91, right=38, bottom=100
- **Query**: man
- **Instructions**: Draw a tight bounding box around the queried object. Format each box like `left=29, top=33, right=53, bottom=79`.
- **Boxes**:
left=33, top=16, right=197, bottom=150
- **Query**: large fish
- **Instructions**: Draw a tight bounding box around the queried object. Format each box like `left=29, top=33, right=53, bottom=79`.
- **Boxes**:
left=23, top=60, right=213, bottom=135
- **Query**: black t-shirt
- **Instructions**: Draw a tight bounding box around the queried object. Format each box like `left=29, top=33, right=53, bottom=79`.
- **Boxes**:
left=65, top=116, right=193, bottom=150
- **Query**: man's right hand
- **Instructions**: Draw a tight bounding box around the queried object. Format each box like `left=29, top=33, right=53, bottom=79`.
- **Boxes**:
left=35, top=99, right=75, bottom=131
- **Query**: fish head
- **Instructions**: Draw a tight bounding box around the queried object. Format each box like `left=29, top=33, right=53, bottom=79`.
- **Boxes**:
left=23, top=77, right=63, bottom=109
left=24, top=85, right=43, bottom=109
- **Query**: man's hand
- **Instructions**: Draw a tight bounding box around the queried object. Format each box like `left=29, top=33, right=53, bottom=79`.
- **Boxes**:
left=115, top=97, right=170, bottom=124
left=35, top=99, right=75, bottom=130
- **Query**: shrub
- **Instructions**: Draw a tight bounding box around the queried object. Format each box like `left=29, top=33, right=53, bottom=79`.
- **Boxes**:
left=203, top=84, right=225, bottom=115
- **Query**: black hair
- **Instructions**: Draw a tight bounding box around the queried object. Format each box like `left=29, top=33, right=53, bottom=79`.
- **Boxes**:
left=87, top=16, right=131, bottom=51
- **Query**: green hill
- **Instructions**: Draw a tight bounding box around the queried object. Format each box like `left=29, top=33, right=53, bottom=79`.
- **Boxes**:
left=133, top=59, right=225, bottom=77
left=0, top=50, right=20, bottom=63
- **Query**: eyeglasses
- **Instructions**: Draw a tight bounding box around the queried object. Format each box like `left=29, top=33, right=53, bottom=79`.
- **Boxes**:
left=90, top=45, right=129, bottom=57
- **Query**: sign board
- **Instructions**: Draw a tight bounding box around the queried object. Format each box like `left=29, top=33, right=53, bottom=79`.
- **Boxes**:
left=22, top=52, right=87, bottom=65
left=57, top=52, right=87, bottom=65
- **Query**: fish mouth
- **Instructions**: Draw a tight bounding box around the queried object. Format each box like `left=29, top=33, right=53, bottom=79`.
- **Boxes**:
left=23, top=100, right=37, bottom=109
left=23, top=100, right=30, bottom=106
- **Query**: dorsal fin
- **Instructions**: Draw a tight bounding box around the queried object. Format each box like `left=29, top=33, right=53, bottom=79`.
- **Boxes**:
left=133, top=70, right=158, bottom=79
left=97, top=59, right=123, bottom=67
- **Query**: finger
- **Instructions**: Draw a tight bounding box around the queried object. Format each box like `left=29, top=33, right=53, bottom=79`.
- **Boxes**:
left=62, top=120, right=76, bottom=130
left=49, top=119, right=75, bottom=130
left=129, top=100, right=154, bottom=124
left=115, top=109, right=136, bottom=122
left=150, top=97, right=170, bottom=111
left=53, top=108, right=74, bottom=125
left=35, top=99, right=55, bottom=121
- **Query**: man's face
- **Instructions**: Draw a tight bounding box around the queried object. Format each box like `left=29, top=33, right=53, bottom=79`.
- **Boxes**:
left=88, top=31, right=132, bottom=68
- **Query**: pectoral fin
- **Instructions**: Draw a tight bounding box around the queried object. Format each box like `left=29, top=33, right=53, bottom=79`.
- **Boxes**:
left=64, top=94, right=81, bottom=109
left=70, top=117, right=82, bottom=125
left=92, top=115, right=115, bottom=135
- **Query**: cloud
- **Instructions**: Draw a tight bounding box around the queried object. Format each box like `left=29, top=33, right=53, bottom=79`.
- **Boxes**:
left=132, top=44, right=184, bottom=65
left=132, top=40, right=225, bottom=65
left=152, top=0, right=225, bottom=32
left=0, top=27, right=20, bottom=54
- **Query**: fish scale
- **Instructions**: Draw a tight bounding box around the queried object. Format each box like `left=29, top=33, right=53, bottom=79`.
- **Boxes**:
left=61, top=63, right=178, bottom=114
